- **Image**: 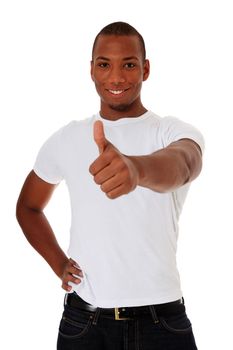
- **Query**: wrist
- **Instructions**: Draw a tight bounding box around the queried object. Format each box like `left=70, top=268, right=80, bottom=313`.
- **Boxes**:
left=53, top=255, right=69, bottom=279
left=127, top=155, right=146, bottom=187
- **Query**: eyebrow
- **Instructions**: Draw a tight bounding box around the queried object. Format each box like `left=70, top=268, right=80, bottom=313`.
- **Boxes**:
left=96, top=56, right=139, bottom=61
left=96, top=56, right=110, bottom=61
left=123, top=56, right=139, bottom=61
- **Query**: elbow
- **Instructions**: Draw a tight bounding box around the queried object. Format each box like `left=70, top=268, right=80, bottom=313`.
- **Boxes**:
left=186, top=155, right=203, bottom=184
left=181, top=140, right=203, bottom=184
left=16, top=198, right=22, bottom=223
left=16, top=198, right=41, bottom=226
left=16, top=198, right=26, bottom=226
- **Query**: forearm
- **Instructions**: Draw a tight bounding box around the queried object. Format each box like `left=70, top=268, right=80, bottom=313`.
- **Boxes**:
left=16, top=206, right=68, bottom=279
left=129, top=140, right=202, bottom=193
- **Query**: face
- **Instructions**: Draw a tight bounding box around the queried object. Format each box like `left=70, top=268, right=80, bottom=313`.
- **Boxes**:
left=91, top=35, right=150, bottom=119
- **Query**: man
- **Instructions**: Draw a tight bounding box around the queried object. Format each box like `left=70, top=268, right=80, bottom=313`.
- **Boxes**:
left=16, top=21, right=204, bottom=349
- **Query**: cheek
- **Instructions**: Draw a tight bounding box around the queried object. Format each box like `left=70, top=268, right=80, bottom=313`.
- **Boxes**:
left=129, top=71, right=144, bottom=84
left=132, top=80, right=142, bottom=92
left=92, top=79, right=104, bottom=96
left=92, top=69, right=108, bottom=83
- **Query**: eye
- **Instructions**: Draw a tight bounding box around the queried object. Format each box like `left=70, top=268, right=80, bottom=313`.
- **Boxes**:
left=98, top=62, right=109, bottom=68
left=124, top=63, right=136, bottom=69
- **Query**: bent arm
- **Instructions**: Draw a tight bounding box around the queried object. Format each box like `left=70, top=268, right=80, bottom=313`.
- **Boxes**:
left=16, top=170, right=69, bottom=279
left=129, top=138, right=203, bottom=193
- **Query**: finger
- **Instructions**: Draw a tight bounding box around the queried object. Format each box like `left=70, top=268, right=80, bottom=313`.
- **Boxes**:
left=68, top=258, right=84, bottom=275
left=69, top=258, right=80, bottom=267
left=106, top=183, right=125, bottom=199
left=89, top=154, right=111, bottom=176
left=93, top=163, right=116, bottom=185
left=61, top=282, right=72, bottom=292
left=94, top=121, right=108, bottom=154
left=61, top=279, right=82, bottom=292
left=62, top=273, right=82, bottom=286
left=66, top=265, right=84, bottom=277
left=100, top=174, right=121, bottom=193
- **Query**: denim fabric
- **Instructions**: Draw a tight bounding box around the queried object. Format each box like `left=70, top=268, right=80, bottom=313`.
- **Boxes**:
left=57, top=295, right=198, bottom=350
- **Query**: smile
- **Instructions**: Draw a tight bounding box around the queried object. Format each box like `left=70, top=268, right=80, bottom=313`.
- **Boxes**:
left=108, top=89, right=128, bottom=95
left=109, top=90, right=124, bottom=95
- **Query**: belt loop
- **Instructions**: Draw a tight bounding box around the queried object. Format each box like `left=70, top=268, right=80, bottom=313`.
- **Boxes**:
left=64, top=293, right=69, bottom=307
left=149, top=305, right=159, bottom=324
left=92, top=307, right=101, bottom=325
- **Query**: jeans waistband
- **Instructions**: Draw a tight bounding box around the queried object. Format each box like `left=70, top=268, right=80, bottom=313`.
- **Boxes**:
left=65, top=293, right=185, bottom=321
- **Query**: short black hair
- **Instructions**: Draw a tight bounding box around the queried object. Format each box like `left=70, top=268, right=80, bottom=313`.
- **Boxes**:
left=92, top=21, right=146, bottom=61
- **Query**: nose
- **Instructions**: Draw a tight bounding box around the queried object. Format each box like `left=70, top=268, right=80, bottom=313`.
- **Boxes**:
left=108, top=66, right=126, bottom=85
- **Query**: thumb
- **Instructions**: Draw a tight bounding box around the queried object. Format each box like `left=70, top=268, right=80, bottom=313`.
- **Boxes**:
left=93, top=120, right=108, bottom=154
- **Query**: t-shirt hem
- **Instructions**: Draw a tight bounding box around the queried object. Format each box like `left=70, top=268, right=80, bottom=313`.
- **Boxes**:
left=76, top=290, right=183, bottom=308
left=173, top=133, right=205, bottom=154
left=33, top=167, right=61, bottom=185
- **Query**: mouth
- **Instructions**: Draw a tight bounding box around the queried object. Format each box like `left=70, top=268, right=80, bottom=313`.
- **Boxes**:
left=107, top=88, right=129, bottom=96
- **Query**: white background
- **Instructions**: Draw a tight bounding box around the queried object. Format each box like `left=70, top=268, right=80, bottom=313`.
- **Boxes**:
left=0, top=0, right=232, bottom=349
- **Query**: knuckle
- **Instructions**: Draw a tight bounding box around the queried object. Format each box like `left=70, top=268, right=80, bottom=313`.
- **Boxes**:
left=112, top=152, right=120, bottom=162
left=100, top=183, right=106, bottom=192
left=62, top=277, right=69, bottom=285
left=89, top=164, right=94, bottom=174
left=61, top=283, right=67, bottom=290
left=67, top=274, right=75, bottom=282
left=73, top=277, right=81, bottom=284
left=70, top=266, right=77, bottom=274
left=66, top=261, right=73, bottom=269
left=94, top=175, right=100, bottom=184
left=106, top=192, right=114, bottom=199
left=63, top=273, right=72, bottom=282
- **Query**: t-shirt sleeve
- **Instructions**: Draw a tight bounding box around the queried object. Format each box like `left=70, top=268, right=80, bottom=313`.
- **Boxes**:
left=33, top=127, right=64, bottom=184
left=160, top=116, right=205, bottom=153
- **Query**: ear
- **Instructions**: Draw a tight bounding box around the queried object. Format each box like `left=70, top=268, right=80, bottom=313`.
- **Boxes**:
left=90, top=60, right=94, bottom=81
left=143, top=59, right=150, bottom=81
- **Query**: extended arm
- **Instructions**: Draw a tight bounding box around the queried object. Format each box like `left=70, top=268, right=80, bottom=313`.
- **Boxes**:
left=89, top=121, right=203, bottom=198
left=16, top=170, right=83, bottom=291
left=129, top=138, right=203, bottom=193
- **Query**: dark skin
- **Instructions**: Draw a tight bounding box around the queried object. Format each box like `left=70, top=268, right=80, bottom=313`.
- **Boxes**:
left=16, top=34, right=202, bottom=292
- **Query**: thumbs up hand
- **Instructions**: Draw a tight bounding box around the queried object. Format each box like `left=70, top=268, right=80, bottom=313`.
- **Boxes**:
left=89, top=120, right=140, bottom=199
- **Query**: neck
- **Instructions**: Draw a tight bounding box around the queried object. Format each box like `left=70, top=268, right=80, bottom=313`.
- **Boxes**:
left=100, top=104, right=148, bottom=121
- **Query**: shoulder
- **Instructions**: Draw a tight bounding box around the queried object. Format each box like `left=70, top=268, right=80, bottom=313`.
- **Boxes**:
left=159, top=115, right=202, bottom=133
left=159, top=115, right=189, bottom=127
left=56, top=115, right=96, bottom=141
left=158, top=115, right=205, bottom=152
left=62, top=115, right=95, bottom=133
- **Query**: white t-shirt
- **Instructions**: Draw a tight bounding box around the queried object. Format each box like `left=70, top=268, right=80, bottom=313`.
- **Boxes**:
left=33, top=111, right=204, bottom=308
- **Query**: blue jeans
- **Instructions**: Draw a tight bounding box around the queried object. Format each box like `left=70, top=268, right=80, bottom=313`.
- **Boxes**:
left=57, top=294, right=198, bottom=350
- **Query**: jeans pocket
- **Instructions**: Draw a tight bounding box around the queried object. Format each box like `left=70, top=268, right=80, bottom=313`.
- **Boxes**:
left=58, top=312, right=93, bottom=340
left=159, top=312, right=193, bottom=335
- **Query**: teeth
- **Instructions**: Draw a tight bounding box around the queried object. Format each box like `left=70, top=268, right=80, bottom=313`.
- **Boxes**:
left=109, top=90, right=124, bottom=95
